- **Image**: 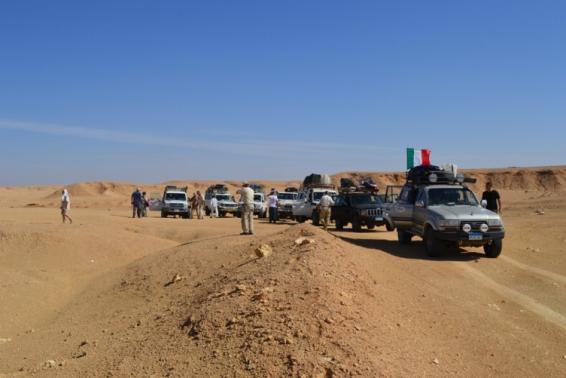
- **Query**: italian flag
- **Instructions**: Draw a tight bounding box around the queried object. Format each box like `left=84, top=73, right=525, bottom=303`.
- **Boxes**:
left=406, top=148, right=431, bottom=169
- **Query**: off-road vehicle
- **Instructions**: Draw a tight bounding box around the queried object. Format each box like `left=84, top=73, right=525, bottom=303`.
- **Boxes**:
left=236, top=192, right=267, bottom=218
left=386, top=165, right=505, bottom=258
left=331, top=190, right=386, bottom=231
left=160, top=186, right=190, bottom=218
left=276, top=190, right=298, bottom=219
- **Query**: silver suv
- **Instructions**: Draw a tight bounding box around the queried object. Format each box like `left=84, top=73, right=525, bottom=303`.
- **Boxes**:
left=387, top=176, right=505, bottom=258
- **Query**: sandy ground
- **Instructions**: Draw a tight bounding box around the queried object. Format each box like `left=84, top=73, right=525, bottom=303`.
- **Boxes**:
left=0, top=169, right=565, bottom=376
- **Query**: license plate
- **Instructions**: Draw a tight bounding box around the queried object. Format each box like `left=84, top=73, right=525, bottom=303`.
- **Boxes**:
left=374, top=216, right=383, bottom=221
left=469, top=232, right=483, bottom=241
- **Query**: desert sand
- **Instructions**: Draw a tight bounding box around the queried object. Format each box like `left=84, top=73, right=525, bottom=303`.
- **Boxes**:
left=1, top=166, right=565, bottom=377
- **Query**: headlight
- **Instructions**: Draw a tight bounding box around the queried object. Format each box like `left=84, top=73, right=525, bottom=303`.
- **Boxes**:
left=480, top=223, right=489, bottom=233
left=487, top=219, right=502, bottom=226
left=438, top=219, right=459, bottom=227
left=360, top=209, right=368, bottom=216
left=462, top=223, right=472, bottom=233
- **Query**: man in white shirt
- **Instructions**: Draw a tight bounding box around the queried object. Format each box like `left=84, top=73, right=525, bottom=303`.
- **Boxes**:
left=267, top=189, right=279, bottom=224
left=318, top=191, right=335, bottom=231
left=237, top=182, right=255, bottom=235
left=210, top=195, right=219, bottom=218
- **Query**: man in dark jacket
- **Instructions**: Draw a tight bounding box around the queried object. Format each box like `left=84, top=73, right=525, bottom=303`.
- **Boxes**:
left=131, top=188, right=144, bottom=218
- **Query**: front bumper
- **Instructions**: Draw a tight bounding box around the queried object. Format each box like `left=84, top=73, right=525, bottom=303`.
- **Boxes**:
left=432, top=230, right=505, bottom=245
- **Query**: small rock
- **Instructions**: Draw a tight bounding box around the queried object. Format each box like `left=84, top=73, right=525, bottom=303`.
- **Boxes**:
left=535, top=209, right=545, bottom=215
left=0, top=338, right=12, bottom=344
left=79, top=340, right=88, bottom=347
left=255, top=244, right=272, bottom=258
left=72, top=351, right=87, bottom=359
left=354, top=325, right=362, bottom=331
left=432, top=358, right=439, bottom=365
left=44, top=360, right=56, bottom=368
left=295, top=237, right=315, bottom=246
left=324, top=317, right=335, bottom=324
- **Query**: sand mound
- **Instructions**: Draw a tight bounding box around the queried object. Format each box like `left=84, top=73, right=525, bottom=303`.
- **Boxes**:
left=11, top=225, right=381, bottom=376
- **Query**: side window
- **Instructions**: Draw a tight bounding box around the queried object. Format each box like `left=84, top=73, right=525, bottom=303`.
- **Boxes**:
left=399, top=186, right=416, bottom=204
left=335, top=196, right=345, bottom=206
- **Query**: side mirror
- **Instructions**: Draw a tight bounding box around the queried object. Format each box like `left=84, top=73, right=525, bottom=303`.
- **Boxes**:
left=481, top=200, right=487, bottom=208
left=415, top=200, right=425, bottom=208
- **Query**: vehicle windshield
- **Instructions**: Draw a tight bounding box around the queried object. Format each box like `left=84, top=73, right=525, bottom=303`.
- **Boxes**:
left=350, top=194, right=382, bottom=206
left=216, top=194, right=232, bottom=201
left=427, top=188, right=479, bottom=206
left=278, top=193, right=297, bottom=200
left=254, top=194, right=263, bottom=202
left=165, top=193, right=186, bottom=201
left=313, top=192, right=336, bottom=201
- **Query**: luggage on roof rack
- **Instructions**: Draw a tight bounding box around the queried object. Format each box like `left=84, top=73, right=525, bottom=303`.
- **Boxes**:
left=303, top=173, right=333, bottom=188
left=205, top=184, right=229, bottom=195
left=284, top=187, right=298, bottom=193
left=406, top=165, right=455, bottom=185
left=249, top=183, right=265, bottom=193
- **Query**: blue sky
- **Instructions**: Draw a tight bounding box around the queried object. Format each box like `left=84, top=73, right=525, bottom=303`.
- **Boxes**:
left=0, top=0, right=564, bottom=185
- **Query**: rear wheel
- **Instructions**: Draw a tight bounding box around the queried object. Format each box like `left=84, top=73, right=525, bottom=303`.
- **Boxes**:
left=161, top=211, right=167, bottom=218
left=425, top=228, right=444, bottom=257
left=296, top=216, right=306, bottom=223
left=352, top=216, right=362, bottom=232
left=219, top=211, right=226, bottom=218
left=182, top=213, right=189, bottom=219
left=483, top=239, right=503, bottom=258
left=397, top=229, right=412, bottom=244
left=312, top=211, right=320, bottom=226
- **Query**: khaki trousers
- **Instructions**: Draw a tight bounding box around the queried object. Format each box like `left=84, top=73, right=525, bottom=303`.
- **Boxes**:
left=320, top=207, right=331, bottom=230
left=241, top=204, right=254, bottom=234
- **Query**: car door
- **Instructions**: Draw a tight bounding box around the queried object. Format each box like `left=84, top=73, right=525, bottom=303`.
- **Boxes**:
left=293, top=192, right=307, bottom=217
left=331, top=195, right=346, bottom=221
left=412, top=188, right=428, bottom=235
left=389, top=186, right=415, bottom=229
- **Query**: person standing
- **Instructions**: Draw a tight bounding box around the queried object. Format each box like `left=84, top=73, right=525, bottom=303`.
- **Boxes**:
left=142, top=191, right=149, bottom=217
left=210, top=195, right=219, bottom=218
left=237, top=182, right=255, bottom=235
left=60, top=189, right=73, bottom=224
left=318, top=191, right=335, bottom=231
left=131, top=188, right=144, bottom=218
left=196, top=191, right=205, bottom=219
left=267, top=189, right=279, bottom=224
left=482, top=182, right=502, bottom=214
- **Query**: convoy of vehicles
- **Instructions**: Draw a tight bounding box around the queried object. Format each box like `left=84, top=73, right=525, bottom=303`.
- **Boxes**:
left=147, top=162, right=504, bottom=260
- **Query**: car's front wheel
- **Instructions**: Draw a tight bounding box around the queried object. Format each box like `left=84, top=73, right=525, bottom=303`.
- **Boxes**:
left=335, top=218, right=345, bottom=231
left=425, top=228, right=444, bottom=257
left=352, top=216, right=362, bottom=232
left=483, top=239, right=503, bottom=258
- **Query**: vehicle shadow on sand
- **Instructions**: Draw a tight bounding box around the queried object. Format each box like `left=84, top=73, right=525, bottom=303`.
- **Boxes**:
left=335, top=233, right=484, bottom=262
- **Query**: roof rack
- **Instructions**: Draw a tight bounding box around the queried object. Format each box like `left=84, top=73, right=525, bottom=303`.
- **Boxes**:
left=164, top=185, right=188, bottom=192
left=406, top=165, right=476, bottom=185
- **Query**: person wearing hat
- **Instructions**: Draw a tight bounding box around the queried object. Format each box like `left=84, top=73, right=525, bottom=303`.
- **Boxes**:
left=237, top=181, right=255, bottom=235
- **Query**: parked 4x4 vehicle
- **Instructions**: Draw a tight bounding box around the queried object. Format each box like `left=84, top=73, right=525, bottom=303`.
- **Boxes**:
left=386, top=165, right=505, bottom=258
left=160, top=186, right=190, bottom=219
left=331, top=191, right=387, bottom=231
left=276, top=190, right=298, bottom=219
left=292, top=187, right=338, bottom=225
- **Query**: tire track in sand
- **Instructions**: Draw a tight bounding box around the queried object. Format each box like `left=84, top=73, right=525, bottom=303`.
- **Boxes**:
left=499, top=255, right=566, bottom=286
left=458, top=263, right=566, bottom=331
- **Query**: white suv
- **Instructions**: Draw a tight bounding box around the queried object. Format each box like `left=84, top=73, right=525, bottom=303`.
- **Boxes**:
left=292, top=187, right=338, bottom=225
